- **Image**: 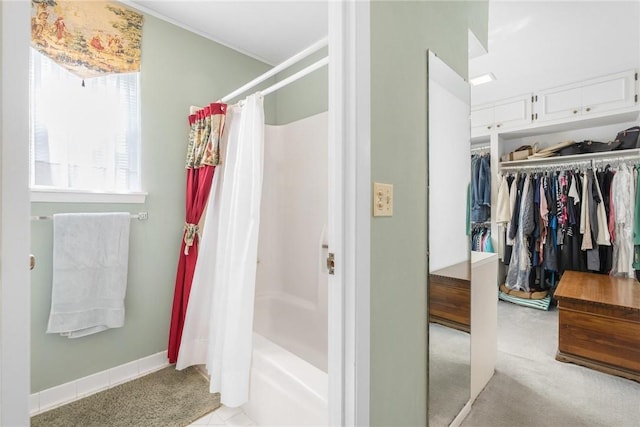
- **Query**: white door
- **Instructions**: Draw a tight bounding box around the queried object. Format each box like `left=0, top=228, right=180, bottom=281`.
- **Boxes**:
left=1, top=1, right=31, bottom=425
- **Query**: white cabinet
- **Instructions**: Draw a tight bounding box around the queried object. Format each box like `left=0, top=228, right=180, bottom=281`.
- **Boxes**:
left=536, top=70, right=638, bottom=123
left=471, top=94, right=532, bottom=137
left=470, top=251, right=498, bottom=402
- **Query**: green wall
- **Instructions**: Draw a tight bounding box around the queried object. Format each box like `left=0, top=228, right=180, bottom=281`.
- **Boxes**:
left=369, top=1, right=487, bottom=426
left=466, top=0, right=489, bottom=54
left=30, top=14, right=273, bottom=392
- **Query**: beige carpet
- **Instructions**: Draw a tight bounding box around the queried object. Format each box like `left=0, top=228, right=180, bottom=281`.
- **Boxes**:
left=31, top=366, right=221, bottom=427
left=461, top=301, right=640, bottom=427
left=429, top=322, right=470, bottom=427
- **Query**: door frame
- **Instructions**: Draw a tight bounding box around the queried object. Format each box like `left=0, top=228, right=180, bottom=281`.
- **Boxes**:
left=1, top=0, right=31, bottom=425
left=1, top=1, right=371, bottom=425
left=328, top=1, right=370, bottom=425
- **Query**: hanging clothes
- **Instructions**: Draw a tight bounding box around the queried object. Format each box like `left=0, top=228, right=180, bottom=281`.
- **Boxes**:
left=496, top=174, right=511, bottom=223
left=471, top=225, right=494, bottom=253
left=506, top=174, right=534, bottom=292
left=599, top=167, right=614, bottom=273
left=560, top=171, right=585, bottom=274
left=504, top=173, right=522, bottom=265
left=633, top=167, right=640, bottom=272
left=593, top=171, right=611, bottom=246
left=471, top=153, right=491, bottom=223
left=611, top=163, right=634, bottom=278
left=502, top=159, right=640, bottom=290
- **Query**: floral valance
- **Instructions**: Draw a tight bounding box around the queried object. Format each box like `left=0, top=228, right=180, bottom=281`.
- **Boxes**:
left=31, top=0, right=143, bottom=79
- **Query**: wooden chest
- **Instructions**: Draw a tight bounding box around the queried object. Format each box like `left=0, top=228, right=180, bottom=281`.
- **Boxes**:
left=429, top=261, right=471, bottom=333
left=554, top=271, right=640, bottom=382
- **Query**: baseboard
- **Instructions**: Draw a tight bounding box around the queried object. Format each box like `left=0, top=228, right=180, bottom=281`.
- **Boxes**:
left=449, top=400, right=472, bottom=427
left=30, top=350, right=170, bottom=416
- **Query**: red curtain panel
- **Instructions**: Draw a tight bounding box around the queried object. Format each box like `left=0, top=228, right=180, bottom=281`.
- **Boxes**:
left=168, top=103, right=226, bottom=364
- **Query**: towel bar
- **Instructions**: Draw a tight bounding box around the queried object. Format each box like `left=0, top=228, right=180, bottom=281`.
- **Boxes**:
left=30, top=212, right=148, bottom=221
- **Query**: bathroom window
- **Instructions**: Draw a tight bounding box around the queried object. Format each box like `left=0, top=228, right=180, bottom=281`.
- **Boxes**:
left=29, top=48, right=142, bottom=201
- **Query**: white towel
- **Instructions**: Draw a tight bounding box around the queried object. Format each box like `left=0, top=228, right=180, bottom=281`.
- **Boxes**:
left=47, top=213, right=131, bottom=338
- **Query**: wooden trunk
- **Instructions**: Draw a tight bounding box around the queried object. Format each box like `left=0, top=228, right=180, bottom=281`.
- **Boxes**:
left=554, top=271, right=640, bottom=382
left=429, top=261, right=471, bottom=333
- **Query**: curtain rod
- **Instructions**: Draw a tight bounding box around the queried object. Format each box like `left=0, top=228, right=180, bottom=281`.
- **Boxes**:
left=31, top=212, right=148, bottom=221
left=260, top=56, right=328, bottom=97
left=221, top=37, right=328, bottom=103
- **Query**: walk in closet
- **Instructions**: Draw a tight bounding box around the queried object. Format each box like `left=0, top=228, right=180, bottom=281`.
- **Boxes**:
left=474, top=70, right=640, bottom=301
left=468, top=1, right=640, bottom=385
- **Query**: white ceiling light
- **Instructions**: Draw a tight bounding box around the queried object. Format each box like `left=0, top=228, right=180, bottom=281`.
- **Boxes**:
left=469, top=73, right=496, bottom=86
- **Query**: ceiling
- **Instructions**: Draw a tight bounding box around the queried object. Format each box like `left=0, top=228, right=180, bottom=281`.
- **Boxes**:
left=470, top=1, right=640, bottom=106
left=127, top=0, right=328, bottom=65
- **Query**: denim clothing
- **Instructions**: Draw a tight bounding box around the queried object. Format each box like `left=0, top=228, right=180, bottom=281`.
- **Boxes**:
left=471, top=154, right=491, bottom=222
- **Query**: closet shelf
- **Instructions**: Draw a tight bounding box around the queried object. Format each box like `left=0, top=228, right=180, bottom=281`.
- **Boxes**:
left=499, top=148, right=640, bottom=170
left=497, top=109, right=640, bottom=141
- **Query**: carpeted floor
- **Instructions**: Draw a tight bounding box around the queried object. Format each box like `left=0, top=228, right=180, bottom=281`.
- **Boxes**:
left=461, top=301, right=640, bottom=427
left=31, top=366, right=220, bottom=427
left=429, top=322, right=471, bottom=427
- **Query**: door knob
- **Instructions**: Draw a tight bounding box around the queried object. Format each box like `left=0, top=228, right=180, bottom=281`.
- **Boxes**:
left=30, top=254, right=35, bottom=270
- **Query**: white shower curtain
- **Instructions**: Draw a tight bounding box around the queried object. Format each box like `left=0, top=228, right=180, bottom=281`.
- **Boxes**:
left=177, top=93, right=265, bottom=408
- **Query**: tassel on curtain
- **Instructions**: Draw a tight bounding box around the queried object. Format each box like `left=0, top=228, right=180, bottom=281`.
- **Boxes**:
left=168, top=103, right=226, bottom=364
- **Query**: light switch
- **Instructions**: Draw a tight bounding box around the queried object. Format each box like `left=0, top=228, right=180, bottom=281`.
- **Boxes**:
left=373, top=182, right=393, bottom=217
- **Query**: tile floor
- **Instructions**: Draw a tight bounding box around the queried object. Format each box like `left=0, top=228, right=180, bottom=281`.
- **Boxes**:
left=188, top=405, right=257, bottom=426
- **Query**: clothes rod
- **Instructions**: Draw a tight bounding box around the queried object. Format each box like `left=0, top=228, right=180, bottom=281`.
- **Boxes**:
left=499, top=156, right=640, bottom=172
left=260, top=56, right=328, bottom=97
left=221, top=37, right=328, bottom=102
left=471, top=144, right=490, bottom=153
left=31, top=212, right=149, bottom=221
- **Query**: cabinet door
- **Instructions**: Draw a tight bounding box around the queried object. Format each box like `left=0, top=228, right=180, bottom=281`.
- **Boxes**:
left=581, top=70, right=636, bottom=115
left=493, top=95, right=532, bottom=131
left=536, top=85, right=582, bottom=122
left=470, top=105, right=494, bottom=136
left=536, top=70, right=638, bottom=123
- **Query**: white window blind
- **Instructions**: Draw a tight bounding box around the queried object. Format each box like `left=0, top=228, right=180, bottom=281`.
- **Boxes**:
left=29, top=48, right=141, bottom=193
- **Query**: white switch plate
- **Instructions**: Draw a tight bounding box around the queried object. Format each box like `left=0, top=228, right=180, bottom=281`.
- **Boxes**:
left=373, top=182, right=393, bottom=217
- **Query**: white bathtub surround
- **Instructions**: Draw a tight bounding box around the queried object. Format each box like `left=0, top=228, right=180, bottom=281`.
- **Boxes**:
left=255, top=111, right=329, bottom=373
left=30, top=351, right=168, bottom=416
left=178, top=94, right=265, bottom=408
left=242, top=334, right=328, bottom=426
left=47, top=212, right=131, bottom=338
left=244, top=112, right=329, bottom=426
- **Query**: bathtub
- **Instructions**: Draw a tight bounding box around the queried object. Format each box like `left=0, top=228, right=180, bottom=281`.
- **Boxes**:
left=242, top=333, right=328, bottom=426
left=253, top=292, right=327, bottom=372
